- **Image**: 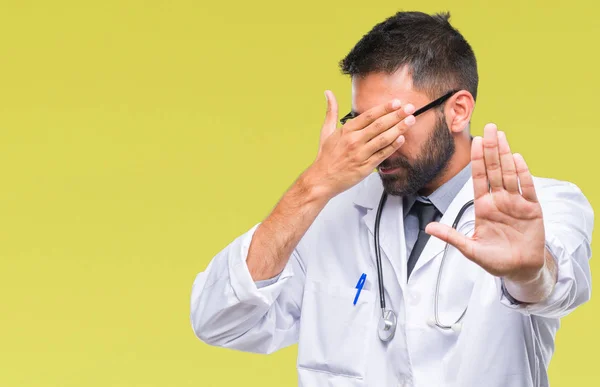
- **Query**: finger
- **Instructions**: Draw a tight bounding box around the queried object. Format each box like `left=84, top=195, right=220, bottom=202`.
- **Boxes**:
left=471, top=136, right=488, bottom=200
left=483, top=123, right=503, bottom=191
left=365, top=134, right=406, bottom=168
left=358, top=103, right=416, bottom=142
left=360, top=114, right=416, bottom=158
left=513, top=153, right=538, bottom=202
left=344, top=98, right=406, bottom=132
left=425, top=222, right=475, bottom=261
left=497, top=131, right=519, bottom=193
left=321, top=90, right=339, bottom=140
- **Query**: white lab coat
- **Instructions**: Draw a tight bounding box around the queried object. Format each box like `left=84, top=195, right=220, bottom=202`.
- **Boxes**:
left=190, top=173, right=593, bottom=387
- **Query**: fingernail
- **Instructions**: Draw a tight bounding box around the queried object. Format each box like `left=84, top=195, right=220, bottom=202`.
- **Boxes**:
left=404, top=104, right=415, bottom=115
left=405, top=115, right=415, bottom=125
left=485, top=123, right=497, bottom=132
left=391, top=99, right=402, bottom=109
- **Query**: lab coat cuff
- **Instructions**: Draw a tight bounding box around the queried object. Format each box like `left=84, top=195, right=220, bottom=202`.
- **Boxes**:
left=228, top=223, right=294, bottom=307
left=497, top=234, right=565, bottom=314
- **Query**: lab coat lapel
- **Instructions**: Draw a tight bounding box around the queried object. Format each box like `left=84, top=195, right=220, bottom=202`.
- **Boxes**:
left=354, top=174, right=407, bottom=289
left=410, top=177, right=476, bottom=277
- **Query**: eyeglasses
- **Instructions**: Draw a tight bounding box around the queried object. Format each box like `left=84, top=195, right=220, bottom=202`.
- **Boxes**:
left=339, top=89, right=460, bottom=126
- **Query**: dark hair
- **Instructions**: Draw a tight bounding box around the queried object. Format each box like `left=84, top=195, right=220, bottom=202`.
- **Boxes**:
left=339, top=11, right=478, bottom=101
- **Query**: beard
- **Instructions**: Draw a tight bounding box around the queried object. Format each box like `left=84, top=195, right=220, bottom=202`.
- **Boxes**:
left=379, top=113, right=455, bottom=197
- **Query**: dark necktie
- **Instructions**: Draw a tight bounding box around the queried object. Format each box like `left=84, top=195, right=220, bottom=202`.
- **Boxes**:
left=406, top=200, right=441, bottom=279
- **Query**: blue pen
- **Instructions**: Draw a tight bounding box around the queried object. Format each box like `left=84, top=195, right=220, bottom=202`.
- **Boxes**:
left=354, top=273, right=367, bottom=305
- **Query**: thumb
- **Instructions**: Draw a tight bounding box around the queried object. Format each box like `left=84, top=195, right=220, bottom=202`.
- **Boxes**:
left=425, top=222, right=475, bottom=260
left=321, top=90, right=338, bottom=142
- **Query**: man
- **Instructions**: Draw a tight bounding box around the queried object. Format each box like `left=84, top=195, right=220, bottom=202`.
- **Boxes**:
left=190, top=11, right=593, bottom=387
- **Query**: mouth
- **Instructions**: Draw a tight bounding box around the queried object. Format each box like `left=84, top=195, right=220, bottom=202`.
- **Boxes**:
left=378, top=166, right=401, bottom=175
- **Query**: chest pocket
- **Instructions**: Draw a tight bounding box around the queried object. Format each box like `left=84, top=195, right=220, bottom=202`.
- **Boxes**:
left=297, top=279, right=376, bottom=379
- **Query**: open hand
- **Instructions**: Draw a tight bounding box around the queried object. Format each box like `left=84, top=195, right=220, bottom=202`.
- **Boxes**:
left=425, top=124, right=547, bottom=283
left=305, top=90, right=416, bottom=199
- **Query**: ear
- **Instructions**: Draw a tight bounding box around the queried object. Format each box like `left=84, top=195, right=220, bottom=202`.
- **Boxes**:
left=445, top=90, right=475, bottom=133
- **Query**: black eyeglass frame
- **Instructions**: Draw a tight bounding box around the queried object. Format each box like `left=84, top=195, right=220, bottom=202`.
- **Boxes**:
left=339, top=89, right=460, bottom=126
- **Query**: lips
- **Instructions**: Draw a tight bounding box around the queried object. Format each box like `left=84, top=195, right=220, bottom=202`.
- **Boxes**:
left=378, top=166, right=400, bottom=174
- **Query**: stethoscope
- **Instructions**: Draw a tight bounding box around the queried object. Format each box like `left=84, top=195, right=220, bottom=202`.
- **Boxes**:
left=374, top=192, right=474, bottom=342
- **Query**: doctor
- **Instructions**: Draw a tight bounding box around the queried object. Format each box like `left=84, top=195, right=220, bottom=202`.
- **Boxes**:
left=190, top=11, right=593, bottom=387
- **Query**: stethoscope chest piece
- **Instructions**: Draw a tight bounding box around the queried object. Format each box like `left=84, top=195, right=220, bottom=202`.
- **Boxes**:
left=378, top=309, right=397, bottom=342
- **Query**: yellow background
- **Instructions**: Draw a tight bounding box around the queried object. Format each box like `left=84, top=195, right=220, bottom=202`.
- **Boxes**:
left=0, top=1, right=598, bottom=386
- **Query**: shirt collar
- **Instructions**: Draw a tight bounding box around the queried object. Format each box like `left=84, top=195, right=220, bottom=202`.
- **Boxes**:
left=403, top=163, right=472, bottom=217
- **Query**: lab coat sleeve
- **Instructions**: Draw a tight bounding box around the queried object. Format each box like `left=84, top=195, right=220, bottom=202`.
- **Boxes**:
left=497, top=180, right=594, bottom=318
left=190, top=223, right=305, bottom=354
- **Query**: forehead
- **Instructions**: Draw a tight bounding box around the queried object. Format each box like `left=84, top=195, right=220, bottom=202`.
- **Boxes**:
left=351, top=67, right=428, bottom=114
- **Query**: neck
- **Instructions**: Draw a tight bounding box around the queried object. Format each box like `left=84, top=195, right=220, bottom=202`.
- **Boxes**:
left=418, top=136, right=472, bottom=196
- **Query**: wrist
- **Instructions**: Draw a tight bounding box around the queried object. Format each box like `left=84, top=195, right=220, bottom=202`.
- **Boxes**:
left=502, top=248, right=557, bottom=303
left=504, top=265, right=545, bottom=285
left=297, top=168, right=335, bottom=204
left=504, top=247, right=554, bottom=284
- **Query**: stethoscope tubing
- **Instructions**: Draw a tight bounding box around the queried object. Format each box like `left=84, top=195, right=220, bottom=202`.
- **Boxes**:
left=374, top=191, right=474, bottom=332
left=374, top=192, right=388, bottom=314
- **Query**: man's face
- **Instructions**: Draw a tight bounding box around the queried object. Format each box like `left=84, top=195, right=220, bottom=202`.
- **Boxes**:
left=351, top=68, right=455, bottom=196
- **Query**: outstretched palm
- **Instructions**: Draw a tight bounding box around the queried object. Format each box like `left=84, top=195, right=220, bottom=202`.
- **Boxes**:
left=426, top=124, right=546, bottom=281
